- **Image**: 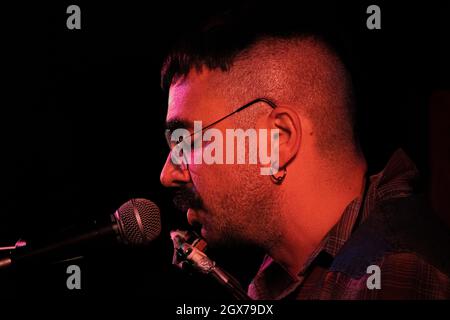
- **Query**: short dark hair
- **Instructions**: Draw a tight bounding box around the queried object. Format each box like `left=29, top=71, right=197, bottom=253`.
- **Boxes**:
left=161, top=1, right=356, bottom=93
left=161, top=1, right=363, bottom=161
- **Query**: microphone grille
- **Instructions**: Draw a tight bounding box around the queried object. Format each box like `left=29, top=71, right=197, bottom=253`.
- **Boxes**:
left=114, top=198, right=161, bottom=245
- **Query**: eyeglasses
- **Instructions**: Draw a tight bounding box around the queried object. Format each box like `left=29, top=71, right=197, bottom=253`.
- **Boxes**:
left=164, top=98, right=276, bottom=171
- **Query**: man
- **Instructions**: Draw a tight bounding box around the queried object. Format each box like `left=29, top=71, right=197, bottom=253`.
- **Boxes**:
left=159, top=5, right=450, bottom=299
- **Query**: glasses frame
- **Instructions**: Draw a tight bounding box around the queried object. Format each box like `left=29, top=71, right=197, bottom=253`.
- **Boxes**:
left=165, top=97, right=277, bottom=170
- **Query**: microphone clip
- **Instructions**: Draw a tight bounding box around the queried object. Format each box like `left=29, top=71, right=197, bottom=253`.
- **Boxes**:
left=170, top=229, right=251, bottom=300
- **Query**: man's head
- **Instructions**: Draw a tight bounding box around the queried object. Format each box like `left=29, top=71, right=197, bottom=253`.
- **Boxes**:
left=160, top=5, right=365, bottom=250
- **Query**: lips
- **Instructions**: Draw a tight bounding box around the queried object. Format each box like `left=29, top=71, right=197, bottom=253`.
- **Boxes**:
left=187, top=208, right=201, bottom=226
left=187, top=208, right=207, bottom=238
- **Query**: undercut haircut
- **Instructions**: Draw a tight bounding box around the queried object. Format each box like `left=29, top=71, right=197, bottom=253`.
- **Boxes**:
left=161, top=1, right=362, bottom=161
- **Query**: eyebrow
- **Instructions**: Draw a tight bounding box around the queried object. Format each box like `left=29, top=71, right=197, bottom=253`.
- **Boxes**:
left=165, top=118, right=193, bottom=132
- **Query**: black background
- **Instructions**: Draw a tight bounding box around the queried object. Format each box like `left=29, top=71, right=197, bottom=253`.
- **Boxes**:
left=0, top=1, right=449, bottom=300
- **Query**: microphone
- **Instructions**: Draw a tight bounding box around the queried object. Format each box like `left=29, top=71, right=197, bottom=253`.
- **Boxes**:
left=0, top=198, right=161, bottom=269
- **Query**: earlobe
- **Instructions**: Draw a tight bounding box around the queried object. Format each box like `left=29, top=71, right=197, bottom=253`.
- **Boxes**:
left=270, top=167, right=288, bottom=185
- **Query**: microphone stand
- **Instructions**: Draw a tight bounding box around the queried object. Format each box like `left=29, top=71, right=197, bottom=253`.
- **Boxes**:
left=171, top=230, right=251, bottom=300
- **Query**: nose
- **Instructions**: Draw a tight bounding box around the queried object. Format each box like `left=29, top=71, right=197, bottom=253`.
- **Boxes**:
left=160, top=154, right=191, bottom=187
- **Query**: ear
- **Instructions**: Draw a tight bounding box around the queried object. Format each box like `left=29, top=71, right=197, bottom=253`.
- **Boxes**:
left=266, top=106, right=302, bottom=169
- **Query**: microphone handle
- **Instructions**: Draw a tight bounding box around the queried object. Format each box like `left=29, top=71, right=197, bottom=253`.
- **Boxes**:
left=181, top=242, right=252, bottom=300
left=0, top=224, right=118, bottom=269
left=209, top=265, right=251, bottom=300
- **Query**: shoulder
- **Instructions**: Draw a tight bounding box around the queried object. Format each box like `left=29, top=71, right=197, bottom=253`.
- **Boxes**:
left=330, top=194, right=450, bottom=284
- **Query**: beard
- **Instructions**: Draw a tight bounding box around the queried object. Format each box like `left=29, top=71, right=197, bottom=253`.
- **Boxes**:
left=172, top=166, right=282, bottom=250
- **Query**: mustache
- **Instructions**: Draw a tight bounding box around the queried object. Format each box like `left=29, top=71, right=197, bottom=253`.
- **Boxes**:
left=173, top=186, right=204, bottom=212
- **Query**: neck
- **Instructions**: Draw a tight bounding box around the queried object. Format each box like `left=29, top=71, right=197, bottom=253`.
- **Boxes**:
left=267, top=157, right=367, bottom=277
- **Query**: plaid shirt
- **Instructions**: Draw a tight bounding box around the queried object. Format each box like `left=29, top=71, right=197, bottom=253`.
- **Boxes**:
left=248, top=149, right=450, bottom=300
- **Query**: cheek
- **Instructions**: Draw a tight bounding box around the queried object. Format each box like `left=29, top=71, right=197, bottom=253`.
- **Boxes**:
left=189, top=164, right=236, bottom=198
left=189, top=156, right=236, bottom=180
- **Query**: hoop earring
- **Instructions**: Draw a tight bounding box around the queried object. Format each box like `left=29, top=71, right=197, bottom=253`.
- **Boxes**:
left=270, top=167, right=287, bottom=185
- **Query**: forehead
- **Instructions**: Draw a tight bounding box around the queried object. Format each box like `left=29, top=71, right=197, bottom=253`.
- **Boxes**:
left=166, top=70, right=229, bottom=127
